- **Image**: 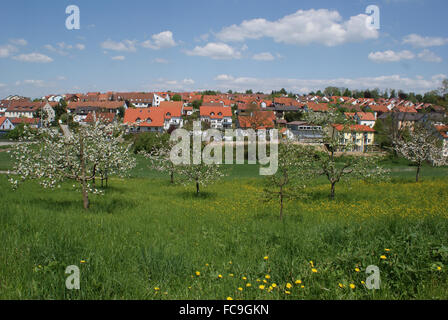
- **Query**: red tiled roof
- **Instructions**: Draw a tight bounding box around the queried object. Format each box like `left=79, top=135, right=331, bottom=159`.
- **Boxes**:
left=435, top=125, right=448, bottom=139
left=84, top=112, right=115, bottom=123
left=238, top=111, right=275, bottom=129
left=200, top=106, right=232, bottom=119
left=306, top=102, right=330, bottom=112
left=68, top=101, right=125, bottom=110
left=356, top=112, right=376, bottom=121
left=332, top=124, right=375, bottom=132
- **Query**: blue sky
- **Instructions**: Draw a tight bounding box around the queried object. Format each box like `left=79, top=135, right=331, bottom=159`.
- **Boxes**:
left=0, top=0, right=447, bottom=98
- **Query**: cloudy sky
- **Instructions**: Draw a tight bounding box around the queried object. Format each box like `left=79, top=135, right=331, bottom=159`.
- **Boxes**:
left=0, top=0, right=447, bottom=98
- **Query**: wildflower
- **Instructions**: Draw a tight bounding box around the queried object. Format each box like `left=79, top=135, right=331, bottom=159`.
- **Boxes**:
left=195, top=271, right=201, bottom=276
left=227, top=297, right=233, bottom=300
left=437, top=266, right=442, bottom=271
left=205, top=263, right=209, bottom=267
left=286, top=283, right=292, bottom=289
left=361, top=281, right=365, bottom=285
left=154, top=287, right=160, bottom=291
left=238, top=287, right=243, bottom=291
left=272, top=283, right=277, bottom=288
left=355, top=268, right=360, bottom=272
left=265, top=275, right=271, bottom=279
left=242, top=276, right=247, bottom=281
left=380, top=255, right=387, bottom=260
left=246, top=283, right=252, bottom=287
left=338, top=283, right=344, bottom=288
left=218, top=274, right=223, bottom=279
left=385, top=249, right=391, bottom=252
left=301, top=285, right=305, bottom=288
left=285, top=291, right=291, bottom=295
left=263, top=280, right=267, bottom=284
left=295, top=280, right=302, bottom=284
left=256, top=279, right=261, bottom=282
left=259, top=285, right=265, bottom=290
left=349, top=284, right=356, bottom=289
left=229, top=261, right=232, bottom=265
left=311, top=268, right=318, bottom=273
left=229, top=274, right=234, bottom=277
left=309, top=261, right=314, bottom=267
left=264, top=256, right=269, bottom=261
left=80, top=260, right=86, bottom=264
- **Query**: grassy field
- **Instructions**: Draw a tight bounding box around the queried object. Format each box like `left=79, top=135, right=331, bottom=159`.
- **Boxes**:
left=0, top=153, right=448, bottom=299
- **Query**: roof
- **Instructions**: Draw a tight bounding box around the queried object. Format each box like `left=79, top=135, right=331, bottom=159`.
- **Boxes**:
left=68, top=101, right=125, bottom=110
left=238, top=111, right=275, bottom=129
left=368, top=105, right=389, bottom=113
left=124, top=102, right=183, bottom=127
left=332, top=124, right=375, bottom=132
left=84, top=112, right=115, bottom=123
left=356, top=112, right=376, bottom=121
left=306, top=103, right=330, bottom=112
left=9, top=117, right=39, bottom=125
left=200, top=106, right=232, bottom=119
left=0, top=116, right=7, bottom=126
left=435, top=125, right=448, bottom=139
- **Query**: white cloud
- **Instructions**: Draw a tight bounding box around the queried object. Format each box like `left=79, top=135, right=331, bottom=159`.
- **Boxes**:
left=111, top=55, right=125, bottom=61
left=403, top=34, right=448, bottom=48
left=101, top=39, right=137, bottom=52
left=44, top=42, right=85, bottom=55
left=214, top=74, right=446, bottom=94
left=368, top=50, right=415, bottom=63
left=0, top=44, right=18, bottom=58
left=141, top=31, right=177, bottom=50
left=13, top=53, right=53, bottom=63
left=183, top=78, right=195, bottom=85
left=185, top=42, right=242, bottom=60
left=252, top=52, right=275, bottom=61
left=417, top=49, right=443, bottom=63
left=9, top=39, right=27, bottom=46
left=57, top=76, right=67, bottom=81
left=75, top=43, right=85, bottom=50
left=216, top=9, right=378, bottom=46
left=16, top=80, right=46, bottom=87
left=153, top=58, right=169, bottom=64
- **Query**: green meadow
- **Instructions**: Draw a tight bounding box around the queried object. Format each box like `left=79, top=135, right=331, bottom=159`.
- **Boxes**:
left=0, top=153, right=448, bottom=299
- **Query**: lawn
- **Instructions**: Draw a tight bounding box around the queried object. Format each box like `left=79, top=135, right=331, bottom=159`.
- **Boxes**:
left=0, top=154, right=448, bottom=299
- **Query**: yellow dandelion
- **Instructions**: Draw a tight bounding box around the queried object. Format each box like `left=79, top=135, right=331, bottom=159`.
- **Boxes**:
left=265, top=275, right=271, bottom=279
left=361, top=281, right=365, bottom=285
left=349, top=284, right=356, bottom=289
left=195, top=271, right=201, bottom=276
left=242, top=276, right=247, bottom=281
left=285, top=291, right=291, bottom=295
left=338, top=283, right=344, bottom=288
left=218, top=274, right=223, bottom=279
left=286, top=283, right=292, bottom=289
left=80, top=260, right=86, bottom=264
left=262, top=279, right=267, bottom=284
left=301, top=285, right=305, bottom=288
left=229, top=273, right=234, bottom=277
left=309, top=261, right=314, bottom=267
left=205, top=263, right=209, bottom=267
left=256, top=279, right=261, bottom=282
left=259, top=285, right=265, bottom=290
left=437, top=266, right=442, bottom=271
left=272, top=283, right=277, bottom=288
left=311, top=268, right=318, bottom=273
left=227, top=297, right=233, bottom=300
left=154, top=287, right=160, bottom=291
left=355, top=268, right=360, bottom=272
left=264, top=256, right=269, bottom=261
left=295, top=280, right=302, bottom=284
left=385, top=249, right=391, bottom=252
left=238, top=287, right=243, bottom=291
left=246, top=283, right=252, bottom=287
left=380, top=255, right=387, bottom=260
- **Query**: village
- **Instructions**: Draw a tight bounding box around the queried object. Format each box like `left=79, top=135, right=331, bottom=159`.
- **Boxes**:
left=1, top=89, right=447, bottom=156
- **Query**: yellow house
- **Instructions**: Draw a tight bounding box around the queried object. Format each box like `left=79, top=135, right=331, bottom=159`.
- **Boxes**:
left=330, top=124, right=376, bottom=152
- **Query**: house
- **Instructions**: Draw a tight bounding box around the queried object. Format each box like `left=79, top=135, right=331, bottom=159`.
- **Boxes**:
left=303, top=102, right=330, bottom=112
left=353, top=112, right=376, bottom=128
left=200, top=105, right=233, bottom=129
left=84, top=112, right=116, bottom=124
left=237, top=111, right=275, bottom=130
left=153, top=93, right=168, bottom=107
left=0, top=117, right=14, bottom=131
left=434, top=125, right=448, bottom=157
left=115, top=92, right=154, bottom=108
left=286, top=121, right=323, bottom=142
left=9, top=117, right=39, bottom=128
left=67, top=101, right=126, bottom=122
left=123, top=101, right=183, bottom=132
left=330, top=124, right=376, bottom=152
left=4, top=101, right=58, bottom=119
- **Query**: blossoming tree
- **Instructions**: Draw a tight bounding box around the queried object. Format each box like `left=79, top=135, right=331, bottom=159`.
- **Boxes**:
left=393, top=124, right=445, bottom=182
left=9, top=121, right=135, bottom=209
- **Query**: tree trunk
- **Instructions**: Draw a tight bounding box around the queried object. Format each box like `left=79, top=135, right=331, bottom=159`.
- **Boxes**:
left=279, top=187, right=284, bottom=220
left=79, top=135, right=89, bottom=210
left=330, top=182, right=336, bottom=200
left=196, top=180, right=200, bottom=195
left=416, top=165, right=421, bottom=183
left=170, top=171, right=174, bottom=184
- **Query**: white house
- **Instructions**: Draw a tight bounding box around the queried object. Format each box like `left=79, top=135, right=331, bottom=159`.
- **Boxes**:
left=0, top=117, right=14, bottom=131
